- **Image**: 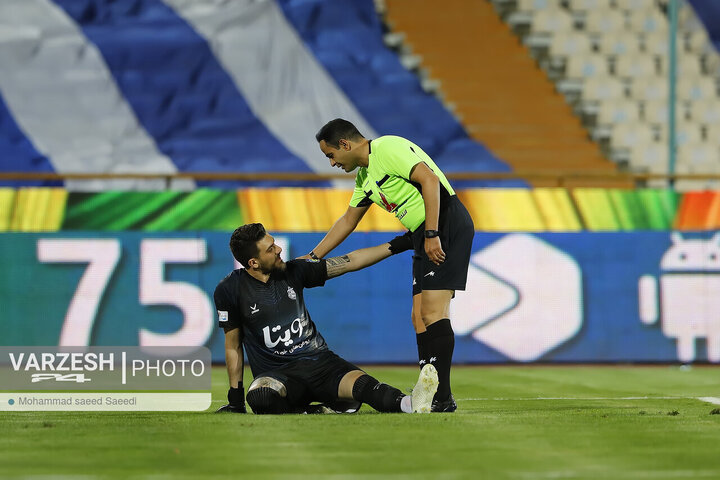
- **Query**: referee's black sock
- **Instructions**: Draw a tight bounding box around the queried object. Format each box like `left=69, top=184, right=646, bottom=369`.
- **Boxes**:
left=416, top=331, right=430, bottom=369
left=425, top=318, right=455, bottom=402
left=352, top=374, right=404, bottom=413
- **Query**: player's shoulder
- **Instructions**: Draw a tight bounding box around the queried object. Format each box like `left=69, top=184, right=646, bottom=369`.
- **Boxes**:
left=214, top=269, right=245, bottom=293
left=286, top=258, right=323, bottom=272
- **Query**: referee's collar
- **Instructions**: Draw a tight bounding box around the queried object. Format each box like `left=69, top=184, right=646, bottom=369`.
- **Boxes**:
left=367, top=139, right=372, bottom=155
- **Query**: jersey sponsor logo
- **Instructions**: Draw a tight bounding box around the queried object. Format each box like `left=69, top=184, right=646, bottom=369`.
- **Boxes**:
left=250, top=304, right=260, bottom=315
left=424, top=271, right=435, bottom=277
left=378, top=192, right=398, bottom=213
left=262, top=317, right=307, bottom=349
left=287, top=286, right=296, bottom=300
left=218, top=310, right=229, bottom=323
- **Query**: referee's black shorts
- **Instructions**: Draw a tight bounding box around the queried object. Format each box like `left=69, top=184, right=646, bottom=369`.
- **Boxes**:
left=411, top=195, right=475, bottom=296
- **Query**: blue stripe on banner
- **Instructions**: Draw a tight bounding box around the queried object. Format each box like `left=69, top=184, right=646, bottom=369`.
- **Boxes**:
left=275, top=0, right=525, bottom=188
left=51, top=0, right=326, bottom=188
left=0, top=92, right=60, bottom=187
left=688, top=0, right=720, bottom=44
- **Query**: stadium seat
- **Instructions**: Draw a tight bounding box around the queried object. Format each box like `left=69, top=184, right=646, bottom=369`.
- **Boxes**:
left=703, top=124, right=720, bottom=145
left=565, top=54, right=610, bottom=79
left=615, top=55, right=658, bottom=79
left=528, top=9, right=574, bottom=46
left=548, top=31, right=592, bottom=60
left=678, top=144, right=719, bottom=172
left=558, top=55, right=609, bottom=94
left=596, top=32, right=642, bottom=56
left=642, top=32, right=672, bottom=57
left=629, top=77, right=669, bottom=102
left=677, top=77, right=717, bottom=102
left=584, top=10, right=625, bottom=34
left=628, top=142, right=668, bottom=170
left=610, top=124, right=655, bottom=150
left=627, top=10, right=668, bottom=35
left=616, top=0, right=659, bottom=11
left=685, top=28, right=710, bottom=54
left=657, top=122, right=704, bottom=148
left=642, top=100, right=671, bottom=125
left=656, top=56, right=703, bottom=77
left=581, top=77, right=626, bottom=114
left=597, top=100, right=641, bottom=126
left=567, top=0, right=612, bottom=12
left=689, top=100, right=720, bottom=124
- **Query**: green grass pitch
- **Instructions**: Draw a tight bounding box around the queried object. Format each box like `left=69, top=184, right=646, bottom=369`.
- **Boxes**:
left=1, top=365, right=719, bottom=479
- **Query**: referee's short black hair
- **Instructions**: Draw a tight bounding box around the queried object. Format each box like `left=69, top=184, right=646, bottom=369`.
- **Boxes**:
left=315, top=118, right=364, bottom=148
left=230, top=223, right=266, bottom=268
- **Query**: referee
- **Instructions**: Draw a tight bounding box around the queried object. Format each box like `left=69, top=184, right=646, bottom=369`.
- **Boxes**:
left=310, top=118, right=475, bottom=412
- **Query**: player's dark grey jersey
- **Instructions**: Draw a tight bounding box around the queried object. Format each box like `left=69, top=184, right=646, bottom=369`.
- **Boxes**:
left=213, top=259, right=329, bottom=376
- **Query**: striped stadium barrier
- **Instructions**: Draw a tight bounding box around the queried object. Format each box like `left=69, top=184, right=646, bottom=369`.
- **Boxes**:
left=0, top=187, right=716, bottom=232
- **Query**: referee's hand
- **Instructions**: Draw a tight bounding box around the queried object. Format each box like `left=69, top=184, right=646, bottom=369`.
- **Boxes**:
left=425, top=237, right=446, bottom=265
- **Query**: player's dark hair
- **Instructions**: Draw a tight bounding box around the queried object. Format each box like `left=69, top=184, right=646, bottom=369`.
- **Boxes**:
left=229, top=223, right=266, bottom=268
left=315, top=118, right=364, bottom=147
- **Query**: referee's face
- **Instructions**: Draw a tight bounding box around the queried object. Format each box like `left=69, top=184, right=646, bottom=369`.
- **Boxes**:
left=319, top=139, right=356, bottom=172
left=253, top=234, right=285, bottom=273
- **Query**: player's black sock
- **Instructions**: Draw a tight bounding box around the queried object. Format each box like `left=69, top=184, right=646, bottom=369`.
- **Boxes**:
left=352, top=374, right=404, bottom=413
left=425, top=318, right=455, bottom=401
left=416, top=331, right=430, bottom=369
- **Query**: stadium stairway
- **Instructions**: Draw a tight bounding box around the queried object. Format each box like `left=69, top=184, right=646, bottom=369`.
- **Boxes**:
left=383, top=0, right=628, bottom=187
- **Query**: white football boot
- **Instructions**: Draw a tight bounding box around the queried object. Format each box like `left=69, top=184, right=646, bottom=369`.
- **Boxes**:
left=411, top=364, right=439, bottom=413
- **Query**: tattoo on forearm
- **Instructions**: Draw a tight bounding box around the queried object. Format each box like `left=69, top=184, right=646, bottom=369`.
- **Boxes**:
left=325, top=255, right=351, bottom=278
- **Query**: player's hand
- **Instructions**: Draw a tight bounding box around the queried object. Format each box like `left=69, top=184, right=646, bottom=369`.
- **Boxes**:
left=296, top=254, right=312, bottom=260
left=216, top=386, right=247, bottom=413
left=215, top=403, right=246, bottom=413
left=388, top=231, right=413, bottom=255
left=424, top=236, right=445, bottom=265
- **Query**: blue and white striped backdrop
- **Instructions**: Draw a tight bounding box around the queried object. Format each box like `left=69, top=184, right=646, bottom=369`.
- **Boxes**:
left=0, top=0, right=513, bottom=190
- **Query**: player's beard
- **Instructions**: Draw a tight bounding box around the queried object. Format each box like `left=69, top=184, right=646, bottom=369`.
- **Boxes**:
left=269, top=257, right=286, bottom=274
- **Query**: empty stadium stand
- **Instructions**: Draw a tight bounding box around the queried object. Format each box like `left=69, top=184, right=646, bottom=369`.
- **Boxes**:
left=383, top=0, right=622, bottom=187
left=490, top=0, right=720, bottom=190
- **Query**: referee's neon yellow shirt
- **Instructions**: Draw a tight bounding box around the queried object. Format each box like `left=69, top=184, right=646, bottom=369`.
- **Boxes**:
left=349, top=135, right=456, bottom=232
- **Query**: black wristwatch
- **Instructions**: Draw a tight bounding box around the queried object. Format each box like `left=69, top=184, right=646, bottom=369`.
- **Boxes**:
left=424, top=230, right=440, bottom=238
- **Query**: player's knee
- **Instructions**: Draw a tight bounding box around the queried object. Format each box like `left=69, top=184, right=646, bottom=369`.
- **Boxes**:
left=246, top=377, right=290, bottom=414
left=420, top=300, right=450, bottom=324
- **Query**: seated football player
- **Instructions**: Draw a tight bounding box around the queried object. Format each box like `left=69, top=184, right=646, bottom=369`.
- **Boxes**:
left=214, top=223, right=438, bottom=414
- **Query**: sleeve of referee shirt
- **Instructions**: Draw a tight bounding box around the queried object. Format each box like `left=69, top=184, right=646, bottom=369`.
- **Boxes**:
left=375, top=137, right=424, bottom=180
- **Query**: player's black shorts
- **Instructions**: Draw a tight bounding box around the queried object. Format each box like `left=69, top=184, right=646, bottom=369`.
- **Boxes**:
left=252, top=350, right=361, bottom=409
left=411, top=195, right=475, bottom=296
